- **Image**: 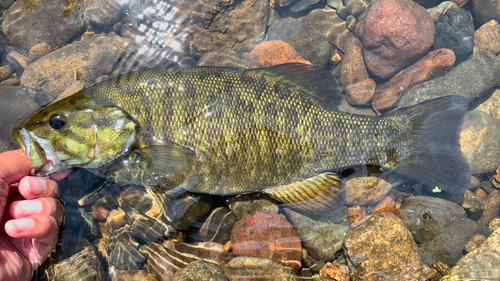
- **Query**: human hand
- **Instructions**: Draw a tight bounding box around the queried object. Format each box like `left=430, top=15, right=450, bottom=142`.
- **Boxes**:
left=0, top=149, right=70, bottom=281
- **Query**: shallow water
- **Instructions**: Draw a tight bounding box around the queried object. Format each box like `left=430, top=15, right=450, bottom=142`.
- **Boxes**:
left=1, top=0, right=499, bottom=280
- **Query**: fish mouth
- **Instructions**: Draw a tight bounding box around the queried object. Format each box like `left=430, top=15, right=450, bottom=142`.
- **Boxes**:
left=11, top=127, right=59, bottom=176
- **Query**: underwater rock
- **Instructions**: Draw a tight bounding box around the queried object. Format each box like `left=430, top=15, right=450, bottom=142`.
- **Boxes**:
left=6, top=51, right=30, bottom=76
left=290, top=0, right=322, bottom=13
left=462, top=190, right=485, bottom=215
left=433, top=7, right=475, bottom=63
left=267, top=18, right=331, bottom=68
left=105, top=225, right=140, bottom=257
left=84, top=0, right=124, bottom=27
left=231, top=211, right=302, bottom=270
left=371, top=196, right=398, bottom=214
left=460, top=109, right=500, bottom=174
left=427, top=2, right=459, bottom=22
left=113, top=270, right=159, bottom=281
left=222, top=257, right=299, bottom=281
left=397, top=200, right=442, bottom=245
left=189, top=0, right=268, bottom=57
left=172, top=260, right=228, bottom=281
left=109, top=243, right=146, bottom=270
left=344, top=0, right=369, bottom=17
left=345, top=177, right=392, bottom=206
left=464, top=234, right=487, bottom=253
left=398, top=51, right=500, bottom=107
left=319, top=261, right=350, bottom=281
left=187, top=207, right=237, bottom=244
left=28, top=43, right=52, bottom=62
left=489, top=217, right=500, bottom=232
left=0, top=85, right=39, bottom=147
left=21, top=35, right=134, bottom=97
left=0, top=65, right=13, bottom=82
left=343, top=212, right=424, bottom=280
left=197, top=48, right=262, bottom=68
left=283, top=207, right=348, bottom=261
left=2, top=0, right=86, bottom=52
left=173, top=194, right=213, bottom=230
left=357, top=0, right=435, bottom=79
left=340, top=37, right=376, bottom=107
left=347, top=206, right=366, bottom=225
left=373, top=48, right=456, bottom=111
left=475, top=20, right=500, bottom=54
left=249, top=40, right=311, bottom=67
left=227, top=193, right=279, bottom=220
left=472, top=0, right=500, bottom=25
left=33, top=90, right=56, bottom=107
left=298, top=7, right=354, bottom=54
left=478, top=190, right=500, bottom=227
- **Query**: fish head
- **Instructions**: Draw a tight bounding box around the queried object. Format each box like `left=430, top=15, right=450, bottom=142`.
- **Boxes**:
left=11, top=92, right=138, bottom=176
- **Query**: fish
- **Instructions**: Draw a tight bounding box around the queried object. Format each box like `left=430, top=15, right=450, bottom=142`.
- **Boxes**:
left=11, top=63, right=471, bottom=214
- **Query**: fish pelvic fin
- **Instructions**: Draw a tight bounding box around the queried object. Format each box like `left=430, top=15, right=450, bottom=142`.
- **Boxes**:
left=264, top=172, right=343, bottom=214
left=390, top=95, right=471, bottom=193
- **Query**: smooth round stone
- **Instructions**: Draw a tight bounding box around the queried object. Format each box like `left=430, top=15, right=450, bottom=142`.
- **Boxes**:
left=109, top=243, right=145, bottom=271
left=345, top=177, right=392, bottom=206
left=222, top=257, right=300, bottom=281
left=187, top=206, right=237, bottom=244
left=172, top=260, right=228, bottom=281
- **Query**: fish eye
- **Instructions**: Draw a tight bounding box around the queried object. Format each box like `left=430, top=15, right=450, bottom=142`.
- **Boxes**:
left=49, top=113, right=66, bottom=129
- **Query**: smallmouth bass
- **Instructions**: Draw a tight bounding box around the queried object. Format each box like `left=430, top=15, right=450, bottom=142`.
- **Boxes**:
left=12, top=64, right=470, bottom=213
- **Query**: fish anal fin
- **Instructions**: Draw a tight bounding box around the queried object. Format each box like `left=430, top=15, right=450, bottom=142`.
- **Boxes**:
left=265, top=172, right=344, bottom=214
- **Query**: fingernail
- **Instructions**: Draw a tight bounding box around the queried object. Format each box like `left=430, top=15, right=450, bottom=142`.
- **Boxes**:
left=14, top=200, right=42, bottom=217
left=7, top=218, right=34, bottom=233
left=29, top=177, right=46, bottom=196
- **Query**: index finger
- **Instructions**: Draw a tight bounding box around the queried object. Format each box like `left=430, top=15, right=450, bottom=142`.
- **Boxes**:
left=0, top=149, right=31, bottom=185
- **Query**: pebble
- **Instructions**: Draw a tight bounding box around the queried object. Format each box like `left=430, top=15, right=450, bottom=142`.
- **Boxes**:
left=21, top=35, right=134, bottom=97
left=267, top=18, right=331, bottom=68
left=345, top=177, right=392, bottom=206
left=398, top=50, right=500, bottom=108
left=326, top=0, right=343, bottom=9
left=0, top=65, right=13, bottom=81
left=173, top=194, right=212, bottom=230
left=172, top=260, right=228, bottom=281
left=283, top=207, right=349, bottom=261
left=84, top=0, right=123, bottom=26
left=343, top=212, right=424, bottom=280
left=427, top=2, right=459, bottom=22
left=462, top=190, right=485, bottom=214
left=189, top=0, right=268, bottom=56
left=187, top=207, right=237, bottom=244
left=433, top=7, right=475, bottom=63
left=344, top=0, right=369, bottom=17
left=2, top=0, right=87, bottom=52
left=373, top=48, right=456, bottom=111
left=0, top=85, right=39, bottom=146
left=464, top=234, right=487, bottom=253
left=319, top=261, right=350, bottom=281
left=347, top=206, right=366, bottom=225
left=249, top=40, right=311, bottom=67
left=231, top=211, right=302, bottom=270
left=340, top=37, right=376, bottom=107
left=460, top=109, right=500, bottom=174
left=33, top=90, right=56, bottom=107
left=475, top=20, right=500, bottom=54
left=6, top=51, right=30, bottom=75
left=472, top=0, right=500, bottom=25
left=227, top=193, right=278, bottom=220
left=357, top=0, right=435, bottom=79
left=477, top=190, right=500, bottom=227
left=290, top=0, right=322, bottom=13
left=113, top=270, right=158, bottom=281
left=109, top=243, right=145, bottom=270
left=28, top=43, right=52, bottom=62
left=371, top=196, right=397, bottom=213
left=197, top=48, right=262, bottom=68
left=221, top=257, right=299, bottom=281
left=489, top=217, right=500, bottom=232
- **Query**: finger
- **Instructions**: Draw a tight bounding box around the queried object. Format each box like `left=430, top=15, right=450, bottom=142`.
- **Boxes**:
left=18, top=177, right=59, bottom=199
left=0, top=150, right=31, bottom=185
left=49, top=169, right=71, bottom=181
left=9, top=198, right=64, bottom=227
left=4, top=215, right=59, bottom=246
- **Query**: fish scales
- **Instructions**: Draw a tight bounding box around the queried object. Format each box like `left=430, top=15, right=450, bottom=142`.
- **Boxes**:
left=85, top=67, right=409, bottom=194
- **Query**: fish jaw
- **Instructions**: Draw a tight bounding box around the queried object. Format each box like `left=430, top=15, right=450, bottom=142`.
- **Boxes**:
left=12, top=127, right=63, bottom=176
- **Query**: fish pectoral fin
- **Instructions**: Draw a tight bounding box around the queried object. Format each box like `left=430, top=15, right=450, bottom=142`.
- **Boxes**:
left=136, top=145, right=196, bottom=177
left=264, top=172, right=344, bottom=214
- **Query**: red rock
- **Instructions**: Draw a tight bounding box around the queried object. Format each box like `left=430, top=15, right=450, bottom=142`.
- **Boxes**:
left=372, top=196, right=397, bottom=214
left=475, top=20, right=500, bottom=54
left=250, top=40, right=311, bottom=67
left=28, top=43, right=52, bottom=62
left=347, top=206, right=366, bottom=225
left=231, top=211, right=302, bottom=270
left=340, top=37, right=376, bottom=106
left=319, top=261, right=350, bottom=281
left=358, top=0, right=435, bottom=79
left=92, top=206, right=110, bottom=221
left=373, top=48, right=455, bottom=111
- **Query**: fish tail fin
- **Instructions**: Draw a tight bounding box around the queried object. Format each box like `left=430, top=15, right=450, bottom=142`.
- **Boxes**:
left=391, top=96, right=470, bottom=193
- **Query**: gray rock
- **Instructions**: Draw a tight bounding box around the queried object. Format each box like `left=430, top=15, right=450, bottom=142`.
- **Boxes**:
left=344, top=0, right=368, bottom=17
left=197, top=48, right=262, bottom=68
left=172, top=260, right=228, bottom=281
left=472, top=0, right=500, bottom=25
left=6, top=51, right=30, bottom=76
left=33, top=90, right=56, bottom=107
left=460, top=109, right=500, bottom=174
left=290, top=0, right=322, bottom=13
left=0, top=65, right=13, bottom=82
left=2, top=0, right=86, bottom=52
left=268, top=18, right=331, bottom=68
left=396, top=200, right=442, bottom=245
left=433, top=8, right=475, bottom=63
left=398, top=51, right=500, bottom=108
left=298, top=8, right=354, bottom=54
left=283, top=207, right=348, bottom=261
left=0, top=85, right=39, bottom=147
left=222, top=257, right=299, bottom=281
left=21, top=35, right=134, bottom=97
left=188, top=207, right=237, bottom=244
left=427, top=2, right=459, bottom=22
left=327, top=0, right=344, bottom=9
left=227, top=193, right=279, bottom=220
left=110, top=243, right=145, bottom=270
left=28, top=43, right=52, bottom=62
left=84, top=0, right=124, bottom=26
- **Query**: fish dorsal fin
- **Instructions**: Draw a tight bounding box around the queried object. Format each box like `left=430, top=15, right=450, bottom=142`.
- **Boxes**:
left=136, top=145, right=196, bottom=177
left=249, top=63, right=343, bottom=111
left=264, top=172, right=344, bottom=214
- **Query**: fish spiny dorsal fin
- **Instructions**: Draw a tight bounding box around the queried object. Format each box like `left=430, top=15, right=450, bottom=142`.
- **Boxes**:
left=248, top=63, right=344, bottom=111
left=265, top=172, right=344, bottom=214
